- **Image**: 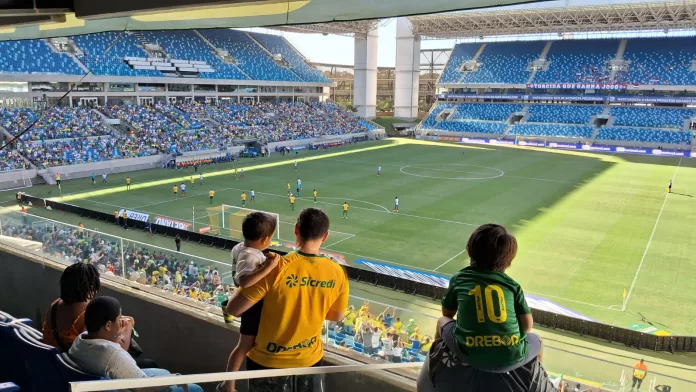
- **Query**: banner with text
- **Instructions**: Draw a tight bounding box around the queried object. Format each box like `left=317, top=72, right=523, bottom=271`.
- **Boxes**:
left=155, top=216, right=192, bottom=230
left=118, top=209, right=149, bottom=222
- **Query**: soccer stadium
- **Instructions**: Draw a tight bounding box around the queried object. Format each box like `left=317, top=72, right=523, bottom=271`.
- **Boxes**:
left=0, top=0, right=696, bottom=391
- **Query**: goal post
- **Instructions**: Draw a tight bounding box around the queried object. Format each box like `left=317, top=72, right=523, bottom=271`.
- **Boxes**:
left=0, top=168, right=33, bottom=192
left=514, top=136, right=547, bottom=147
left=206, top=204, right=280, bottom=241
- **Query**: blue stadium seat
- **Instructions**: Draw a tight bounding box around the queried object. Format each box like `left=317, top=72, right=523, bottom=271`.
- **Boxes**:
left=55, top=353, right=106, bottom=384
left=72, top=32, right=161, bottom=77
left=439, top=43, right=481, bottom=83
left=0, top=322, right=29, bottom=390
left=248, top=33, right=330, bottom=83
left=14, top=326, right=65, bottom=392
left=0, top=40, right=84, bottom=75
left=526, top=105, right=603, bottom=124
left=198, top=29, right=303, bottom=82
left=596, top=127, right=692, bottom=145
left=452, top=103, right=521, bottom=121
left=610, top=106, right=695, bottom=129
left=0, top=383, right=19, bottom=392
left=460, top=41, right=544, bottom=84
left=510, top=124, right=595, bottom=139
left=534, top=39, right=619, bottom=84
left=622, top=37, right=696, bottom=86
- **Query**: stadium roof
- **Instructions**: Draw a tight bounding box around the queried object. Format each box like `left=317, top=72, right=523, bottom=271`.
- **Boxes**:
left=410, top=1, right=696, bottom=39
left=0, top=0, right=552, bottom=41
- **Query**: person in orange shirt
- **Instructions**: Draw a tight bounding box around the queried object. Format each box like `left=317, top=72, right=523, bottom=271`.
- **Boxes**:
left=631, top=359, right=648, bottom=391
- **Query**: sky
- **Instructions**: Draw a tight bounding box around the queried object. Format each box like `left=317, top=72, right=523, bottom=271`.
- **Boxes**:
left=242, top=19, right=457, bottom=68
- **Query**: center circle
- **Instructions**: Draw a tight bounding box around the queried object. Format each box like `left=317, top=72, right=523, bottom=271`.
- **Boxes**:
left=399, top=164, right=504, bottom=180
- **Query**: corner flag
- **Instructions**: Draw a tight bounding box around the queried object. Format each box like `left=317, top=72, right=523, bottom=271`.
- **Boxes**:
left=623, top=288, right=627, bottom=299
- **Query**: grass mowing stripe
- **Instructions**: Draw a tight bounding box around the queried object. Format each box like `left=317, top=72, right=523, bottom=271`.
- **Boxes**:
left=621, top=156, right=683, bottom=311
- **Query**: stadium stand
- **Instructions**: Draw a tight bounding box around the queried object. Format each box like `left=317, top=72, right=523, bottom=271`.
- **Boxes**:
left=452, top=103, right=521, bottom=121
left=610, top=106, right=695, bottom=129
left=460, top=41, right=544, bottom=84
left=156, top=103, right=204, bottom=129
left=138, top=30, right=249, bottom=80
left=621, top=37, right=696, bottom=86
left=596, top=127, right=692, bottom=144
left=526, top=104, right=603, bottom=124
left=248, top=33, right=331, bottom=83
left=198, top=29, right=303, bottom=82
left=0, top=151, right=27, bottom=171
left=72, top=31, right=162, bottom=77
left=533, top=39, right=619, bottom=84
left=510, top=123, right=595, bottom=139
left=0, top=107, right=111, bottom=142
left=0, top=40, right=84, bottom=75
left=438, top=43, right=481, bottom=83
left=428, top=120, right=509, bottom=134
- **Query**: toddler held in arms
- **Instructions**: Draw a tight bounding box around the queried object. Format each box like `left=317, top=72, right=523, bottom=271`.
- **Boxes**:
left=218, top=212, right=279, bottom=392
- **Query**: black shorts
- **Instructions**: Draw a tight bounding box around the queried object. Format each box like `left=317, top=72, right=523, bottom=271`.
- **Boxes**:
left=240, top=299, right=263, bottom=336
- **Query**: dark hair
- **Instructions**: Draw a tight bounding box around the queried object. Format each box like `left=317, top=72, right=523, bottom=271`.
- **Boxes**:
left=467, top=224, right=517, bottom=272
left=296, top=208, right=330, bottom=247
left=60, top=263, right=101, bottom=304
left=84, top=296, right=121, bottom=334
left=242, top=212, right=278, bottom=241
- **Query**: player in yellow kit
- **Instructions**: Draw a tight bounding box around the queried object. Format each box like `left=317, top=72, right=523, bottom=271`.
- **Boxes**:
left=172, top=184, right=179, bottom=198
left=126, top=177, right=131, bottom=190
left=241, top=192, right=247, bottom=207
left=287, top=182, right=291, bottom=196
left=209, top=189, right=215, bottom=204
left=313, top=189, right=318, bottom=204
left=342, top=202, right=348, bottom=219
left=190, top=176, right=195, bottom=188
left=289, top=194, right=296, bottom=211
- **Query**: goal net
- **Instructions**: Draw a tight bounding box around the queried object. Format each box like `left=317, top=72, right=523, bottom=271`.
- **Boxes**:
left=514, top=136, right=547, bottom=147
left=0, top=168, right=33, bottom=192
left=205, top=204, right=280, bottom=242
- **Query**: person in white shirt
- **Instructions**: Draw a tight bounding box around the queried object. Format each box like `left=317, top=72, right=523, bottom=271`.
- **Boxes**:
left=101, top=173, right=107, bottom=184
left=180, top=183, right=187, bottom=196
left=69, top=296, right=202, bottom=392
left=250, top=189, right=256, bottom=203
left=394, top=197, right=399, bottom=213
left=377, top=166, right=381, bottom=176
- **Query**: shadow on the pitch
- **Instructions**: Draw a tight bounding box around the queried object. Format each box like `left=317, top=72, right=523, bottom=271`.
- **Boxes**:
left=671, top=192, right=694, bottom=197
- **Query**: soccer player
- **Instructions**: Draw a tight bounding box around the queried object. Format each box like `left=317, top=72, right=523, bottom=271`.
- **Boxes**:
left=240, top=168, right=245, bottom=179
left=250, top=189, right=255, bottom=203
left=126, top=177, right=131, bottom=190
left=241, top=192, right=247, bottom=207
left=199, top=173, right=203, bottom=185
left=287, top=182, right=291, bottom=196
left=102, top=173, right=107, bottom=184
left=91, top=173, right=96, bottom=186
left=343, top=202, right=349, bottom=219
left=55, top=173, right=61, bottom=187
left=209, top=189, right=215, bottom=204
left=180, top=182, right=187, bottom=197
left=289, top=194, right=296, bottom=211
left=313, top=189, right=318, bottom=204
left=190, top=176, right=195, bottom=188
left=668, top=180, right=672, bottom=193
left=378, top=166, right=381, bottom=176
left=297, top=178, right=302, bottom=190
left=234, top=168, right=238, bottom=180
left=173, top=184, right=179, bottom=198
left=293, top=160, right=298, bottom=171
left=394, top=197, right=399, bottom=213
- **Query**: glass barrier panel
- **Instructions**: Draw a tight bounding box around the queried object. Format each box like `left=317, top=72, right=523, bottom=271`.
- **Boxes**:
left=324, top=295, right=438, bottom=372
left=120, top=237, right=234, bottom=317
left=70, top=363, right=422, bottom=392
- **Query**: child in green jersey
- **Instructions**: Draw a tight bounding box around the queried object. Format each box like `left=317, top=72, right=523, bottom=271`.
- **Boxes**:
left=439, top=224, right=540, bottom=372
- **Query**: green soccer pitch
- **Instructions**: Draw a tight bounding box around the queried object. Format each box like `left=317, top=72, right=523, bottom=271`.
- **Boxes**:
left=10, top=139, right=696, bottom=335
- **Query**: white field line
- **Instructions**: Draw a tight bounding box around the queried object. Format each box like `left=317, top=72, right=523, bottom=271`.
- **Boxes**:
left=622, top=156, right=683, bottom=311
left=525, top=290, right=622, bottom=311
left=323, top=234, right=356, bottom=248
left=433, top=248, right=468, bottom=271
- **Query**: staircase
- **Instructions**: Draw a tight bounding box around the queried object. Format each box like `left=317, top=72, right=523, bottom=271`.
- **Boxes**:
left=91, top=109, right=126, bottom=136
left=133, top=31, right=149, bottom=46
left=615, top=40, right=628, bottom=61
left=193, top=30, right=252, bottom=80
left=0, top=125, right=15, bottom=140
left=503, top=124, right=515, bottom=135
left=589, top=126, right=601, bottom=142
left=601, top=105, right=611, bottom=115
left=527, top=41, right=554, bottom=84
left=456, top=43, right=486, bottom=84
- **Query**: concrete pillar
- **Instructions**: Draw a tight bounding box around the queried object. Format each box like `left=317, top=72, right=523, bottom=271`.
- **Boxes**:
left=353, top=27, right=378, bottom=119
left=394, top=17, right=420, bottom=120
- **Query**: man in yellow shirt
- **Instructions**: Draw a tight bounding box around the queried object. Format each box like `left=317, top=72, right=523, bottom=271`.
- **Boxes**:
left=241, top=192, right=247, bottom=207
left=226, top=208, right=348, bottom=387
left=287, top=182, right=291, bottom=196
left=313, top=189, right=318, bottom=204
left=393, top=317, right=403, bottom=334
left=342, top=202, right=349, bottom=219
left=190, top=176, right=195, bottom=188
left=173, top=184, right=178, bottom=198
left=343, top=305, right=357, bottom=334
left=209, top=189, right=215, bottom=204
left=289, top=195, right=295, bottom=211
left=126, top=177, right=131, bottom=190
